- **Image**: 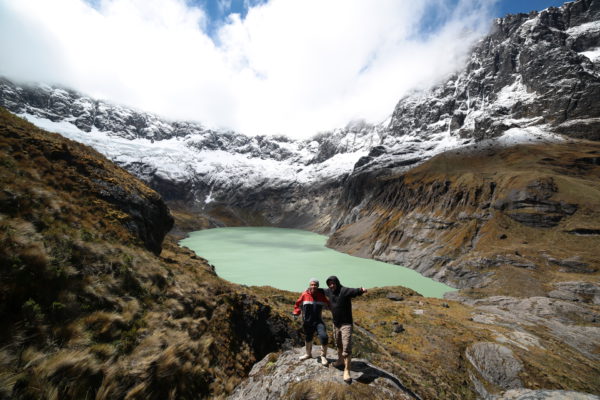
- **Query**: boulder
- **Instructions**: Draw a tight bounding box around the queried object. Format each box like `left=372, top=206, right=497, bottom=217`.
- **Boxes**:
left=466, top=342, right=523, bottom=390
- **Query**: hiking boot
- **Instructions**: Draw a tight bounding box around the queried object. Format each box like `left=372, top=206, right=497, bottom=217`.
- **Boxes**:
left=299, top=342, right=312, bottom=361
left=320, top=345, right=328, bottom=366
left=343, top=356, right=352, bottom=383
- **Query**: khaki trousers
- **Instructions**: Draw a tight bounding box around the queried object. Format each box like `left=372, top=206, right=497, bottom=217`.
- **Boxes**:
left=333, top=324, right=353, bottom=356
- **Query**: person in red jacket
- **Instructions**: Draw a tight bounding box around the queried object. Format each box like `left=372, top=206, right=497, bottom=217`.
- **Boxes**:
left=293, top=278, right=331, bottom=365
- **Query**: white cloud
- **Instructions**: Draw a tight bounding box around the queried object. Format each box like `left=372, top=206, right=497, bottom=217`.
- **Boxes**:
left=0, top=0, right=496, bottom=138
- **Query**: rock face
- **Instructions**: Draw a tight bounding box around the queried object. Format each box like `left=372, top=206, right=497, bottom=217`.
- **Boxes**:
left=548, top=281, right=600, bottom=304
left=389, top=0, right=600, bottom=142
left=328, top=141, right=600, bottom=294
left=466, top=342, right=524, bottom=392
left=228, top=346, right=417, bottom=400
left=464, top=295, right=600, bottom=361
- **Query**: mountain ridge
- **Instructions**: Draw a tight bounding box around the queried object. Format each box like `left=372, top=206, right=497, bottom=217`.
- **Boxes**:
left=2, top=1, right=600, bottom=224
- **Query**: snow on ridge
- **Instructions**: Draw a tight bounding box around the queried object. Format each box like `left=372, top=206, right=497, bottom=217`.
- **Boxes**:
left=17, top=107, right=567, bottom=205
left=494, top=125, right=564, bottom=146
left=432, top=125, right=564, bottom=159
left=566, top=20, right=600, bottom=37
left=17, top=113, right=364, bottom=190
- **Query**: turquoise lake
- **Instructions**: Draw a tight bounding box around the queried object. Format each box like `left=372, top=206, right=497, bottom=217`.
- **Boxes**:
left=179, top=227, right=456, bottom=298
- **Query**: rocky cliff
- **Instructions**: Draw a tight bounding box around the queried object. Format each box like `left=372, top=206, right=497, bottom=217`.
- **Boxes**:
left=351, top=0, right=600, bottom=175
left=328, top=140, right=600, bottom=293
left=391, top=0, right=600, bottom=139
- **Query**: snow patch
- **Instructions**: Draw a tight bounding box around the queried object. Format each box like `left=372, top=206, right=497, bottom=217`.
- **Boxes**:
left=494, top=125, right=563, bottom=146
left=495, top=77, right=537, bottom=108
left=566, top=20, right=600, bottom=37
left=580, top=47, right=600, bottom=63
left=204, top=190, right=215, bottom=204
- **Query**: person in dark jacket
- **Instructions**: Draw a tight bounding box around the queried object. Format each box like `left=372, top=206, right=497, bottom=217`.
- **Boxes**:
left=324, top=275, right=367, bottom=383
left=293, top=278, right=331, bottom=365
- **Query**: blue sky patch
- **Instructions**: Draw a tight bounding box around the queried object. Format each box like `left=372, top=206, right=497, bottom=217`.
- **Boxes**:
left=497, top=0, right=566, bottom=16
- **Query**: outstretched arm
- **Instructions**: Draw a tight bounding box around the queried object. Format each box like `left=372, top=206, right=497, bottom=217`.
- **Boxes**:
left=348, top=287, right=367, bottom=298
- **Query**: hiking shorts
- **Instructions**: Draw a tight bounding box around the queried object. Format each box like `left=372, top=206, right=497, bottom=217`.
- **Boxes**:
left=334, top=324, right=353, bottom=356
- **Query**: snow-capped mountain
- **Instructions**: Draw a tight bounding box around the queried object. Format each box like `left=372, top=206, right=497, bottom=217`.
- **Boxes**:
left=0, top=77, right=384, bottom=199
left=1, top=0, right=599, bottom=229
left=358, top=0, right=600, bottom=172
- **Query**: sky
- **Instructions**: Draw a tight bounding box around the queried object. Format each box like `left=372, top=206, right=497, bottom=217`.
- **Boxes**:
left=0, top=0, right=569, bottom=138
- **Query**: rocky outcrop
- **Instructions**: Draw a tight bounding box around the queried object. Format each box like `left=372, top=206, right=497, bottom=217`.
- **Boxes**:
left=492, top=178, right=577, bottom=228
left=228, top=346, right=418, bottom=400
left=466, top=342, right=524, bottom=393
left=463, top=295, right=600, bottom=361
left=548, top=281, right=600, bottom=304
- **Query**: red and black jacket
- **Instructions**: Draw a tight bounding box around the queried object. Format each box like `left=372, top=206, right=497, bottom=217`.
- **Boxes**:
left=293, top=288, right=330, bottom=326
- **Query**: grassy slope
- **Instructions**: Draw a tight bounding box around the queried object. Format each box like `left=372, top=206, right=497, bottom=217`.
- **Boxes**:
left=0, top=109, right=298, bottom=399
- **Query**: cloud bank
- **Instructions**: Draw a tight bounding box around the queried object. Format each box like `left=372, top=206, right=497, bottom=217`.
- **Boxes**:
left=0, top=0, right=496, bottom=138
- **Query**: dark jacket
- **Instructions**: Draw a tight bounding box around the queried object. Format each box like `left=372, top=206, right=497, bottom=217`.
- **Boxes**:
left=293, top=288, right=330, bottom=326
left=324, top=276, right=364, bottom=327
